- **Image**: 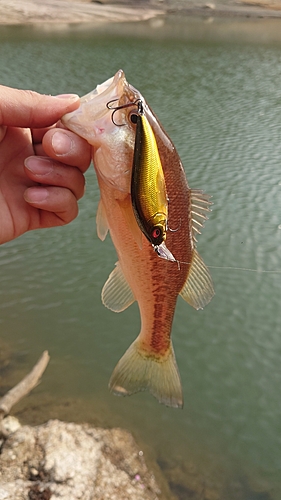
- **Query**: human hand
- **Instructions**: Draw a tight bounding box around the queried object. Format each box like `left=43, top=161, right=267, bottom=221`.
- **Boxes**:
left=0, top=86, right=91, bottom=244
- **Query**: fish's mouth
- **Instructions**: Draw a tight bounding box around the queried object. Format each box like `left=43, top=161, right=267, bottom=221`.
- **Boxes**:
left=61, top=69, right=133, bottom=144
left=80, top=69, right=126, bottom=108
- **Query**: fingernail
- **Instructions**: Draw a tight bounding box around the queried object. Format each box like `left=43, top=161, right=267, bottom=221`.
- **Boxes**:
left=25, top=157, right=53, bottom=175
left=52, top=131, right=73, bottom=156
left=53, top=94, right=79, bottom=101
left=24, top=187, right=49, bottom=203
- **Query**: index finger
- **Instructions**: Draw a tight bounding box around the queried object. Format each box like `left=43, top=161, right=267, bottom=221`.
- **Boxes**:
left=0, top=86, right=80, bottom=128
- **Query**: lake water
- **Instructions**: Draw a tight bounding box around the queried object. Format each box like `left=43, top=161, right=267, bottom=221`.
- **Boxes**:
left=0, top=15, right=281, bottom=500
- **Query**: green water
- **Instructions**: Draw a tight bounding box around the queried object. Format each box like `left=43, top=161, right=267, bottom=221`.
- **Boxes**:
left=1, top=16, right=281, bottom=499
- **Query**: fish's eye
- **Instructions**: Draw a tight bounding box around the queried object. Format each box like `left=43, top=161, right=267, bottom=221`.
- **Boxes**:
left=130, top=113, right=138, bottom=124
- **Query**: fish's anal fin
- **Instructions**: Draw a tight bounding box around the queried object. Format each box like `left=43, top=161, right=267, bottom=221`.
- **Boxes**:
left=96, top=199, right=109, bottom=241
left=109, top=338, right=183, bottom=409
left=190, top=189, right=212, bottom=244
left=102, top=262, right=135, bottom=312
left=117, top=196, right=143, bottom=249
left=180, top=249, right=214, bottom=310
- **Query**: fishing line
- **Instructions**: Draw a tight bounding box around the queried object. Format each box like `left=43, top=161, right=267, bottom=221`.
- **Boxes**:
left=206, top=265, right=281, bottom=274
left=168, top=259, right=281, bottom=274
left=176, top=260, right=281, bottom=274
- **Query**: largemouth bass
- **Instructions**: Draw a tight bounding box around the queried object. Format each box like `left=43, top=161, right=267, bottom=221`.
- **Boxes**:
left=62, top=70, right=214, bottom=408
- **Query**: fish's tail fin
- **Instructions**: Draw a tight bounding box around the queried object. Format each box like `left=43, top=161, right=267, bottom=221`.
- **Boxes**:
left=108, top=338, right=183, bottom=408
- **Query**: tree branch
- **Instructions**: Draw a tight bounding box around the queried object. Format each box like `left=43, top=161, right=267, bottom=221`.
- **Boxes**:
left=0, top=350, right=50, bottom=421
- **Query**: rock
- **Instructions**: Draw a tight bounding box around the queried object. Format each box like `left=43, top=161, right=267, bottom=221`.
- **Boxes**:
left=158, top=456, right=222, bottom=500
left=0, top=418, right=161, bottom=500
left=204, top=2, right=215, bottom=8
left=0, top=415, right=21, bottom=438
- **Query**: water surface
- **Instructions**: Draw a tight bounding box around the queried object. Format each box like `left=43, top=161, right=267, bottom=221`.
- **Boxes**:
left=0, top=16, right=281, bottom=499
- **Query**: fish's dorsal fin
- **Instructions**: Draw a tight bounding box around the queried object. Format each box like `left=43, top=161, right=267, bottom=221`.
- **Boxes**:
left=96, top=199, right=109, bottom=241
left=117, top=197, right=143, bottom=250
left=180, top=249, right=214, bottom=310
left=102, top=262, right=135, bottom=312
left=190, top=189, right=212, bottom=243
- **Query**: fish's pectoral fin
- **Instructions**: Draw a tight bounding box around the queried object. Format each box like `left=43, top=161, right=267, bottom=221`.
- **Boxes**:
left=180, top=249, right=214, bottom=310
left=117, top=196, right=143, bottom=250
left=109, top=338, right=183, bottom=409
left=96, top=199, right=109, bottom=241
left=190, top=189, right=212, bottom=243
left=102, top=261, right=135, bottom=312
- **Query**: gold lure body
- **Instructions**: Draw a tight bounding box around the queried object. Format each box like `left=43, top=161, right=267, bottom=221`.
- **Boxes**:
left=131, top=109, right=172, bottom=258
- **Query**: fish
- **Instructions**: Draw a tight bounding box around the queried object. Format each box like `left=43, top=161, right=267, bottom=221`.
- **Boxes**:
left=62, top=69, right=214, bottom=408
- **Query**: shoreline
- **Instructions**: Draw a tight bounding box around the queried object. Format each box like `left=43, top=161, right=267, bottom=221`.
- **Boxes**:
left=0, top=0, right=162, bottom=25
left=1, top=0, right=281, bottom=25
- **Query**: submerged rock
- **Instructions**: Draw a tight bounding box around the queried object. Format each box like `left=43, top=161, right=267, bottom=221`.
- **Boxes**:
left=0, top=418, right=161, bottom=500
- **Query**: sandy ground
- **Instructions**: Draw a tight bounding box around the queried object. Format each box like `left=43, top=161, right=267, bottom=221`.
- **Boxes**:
left=1, top=0, right=281, bottom=24
left=0, top=0, right=162, bottom=24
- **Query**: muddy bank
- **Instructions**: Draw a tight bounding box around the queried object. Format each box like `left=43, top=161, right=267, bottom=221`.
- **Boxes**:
left=1, top=0, right=281, bottom=25
left=0, top=0, right=162, bottom=25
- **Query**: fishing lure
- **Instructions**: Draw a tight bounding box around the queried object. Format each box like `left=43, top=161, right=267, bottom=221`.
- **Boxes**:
left=130, top=102, right=176, bottom=261
left=107, top=98, right=176, bottom=261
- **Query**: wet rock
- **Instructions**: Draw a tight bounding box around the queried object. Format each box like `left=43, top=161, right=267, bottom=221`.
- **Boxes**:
left=158, top=457, right=222, bottom=500
left=157, top=456, right=273, bottom=500
left=0, top=418, right=161, bottom=500
left=223, top=476, right=273, bottom=500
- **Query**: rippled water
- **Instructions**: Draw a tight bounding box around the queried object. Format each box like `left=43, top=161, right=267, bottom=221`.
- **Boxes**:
left=0, top=16, right=281, bottom=499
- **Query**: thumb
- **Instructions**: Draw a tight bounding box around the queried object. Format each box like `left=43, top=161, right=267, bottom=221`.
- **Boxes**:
left=0, top=85, right=80, bottom=128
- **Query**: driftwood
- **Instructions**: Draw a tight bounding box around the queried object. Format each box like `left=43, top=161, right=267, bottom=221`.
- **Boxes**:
left=0, top=350, right=50, bottom=421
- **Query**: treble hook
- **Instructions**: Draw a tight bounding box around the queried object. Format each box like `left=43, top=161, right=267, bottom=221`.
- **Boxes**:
left=106, top=98, right=143, bottom=126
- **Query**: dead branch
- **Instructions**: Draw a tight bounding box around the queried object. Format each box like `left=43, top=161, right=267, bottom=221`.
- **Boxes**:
left=0, top=350, right=50, bottom=421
